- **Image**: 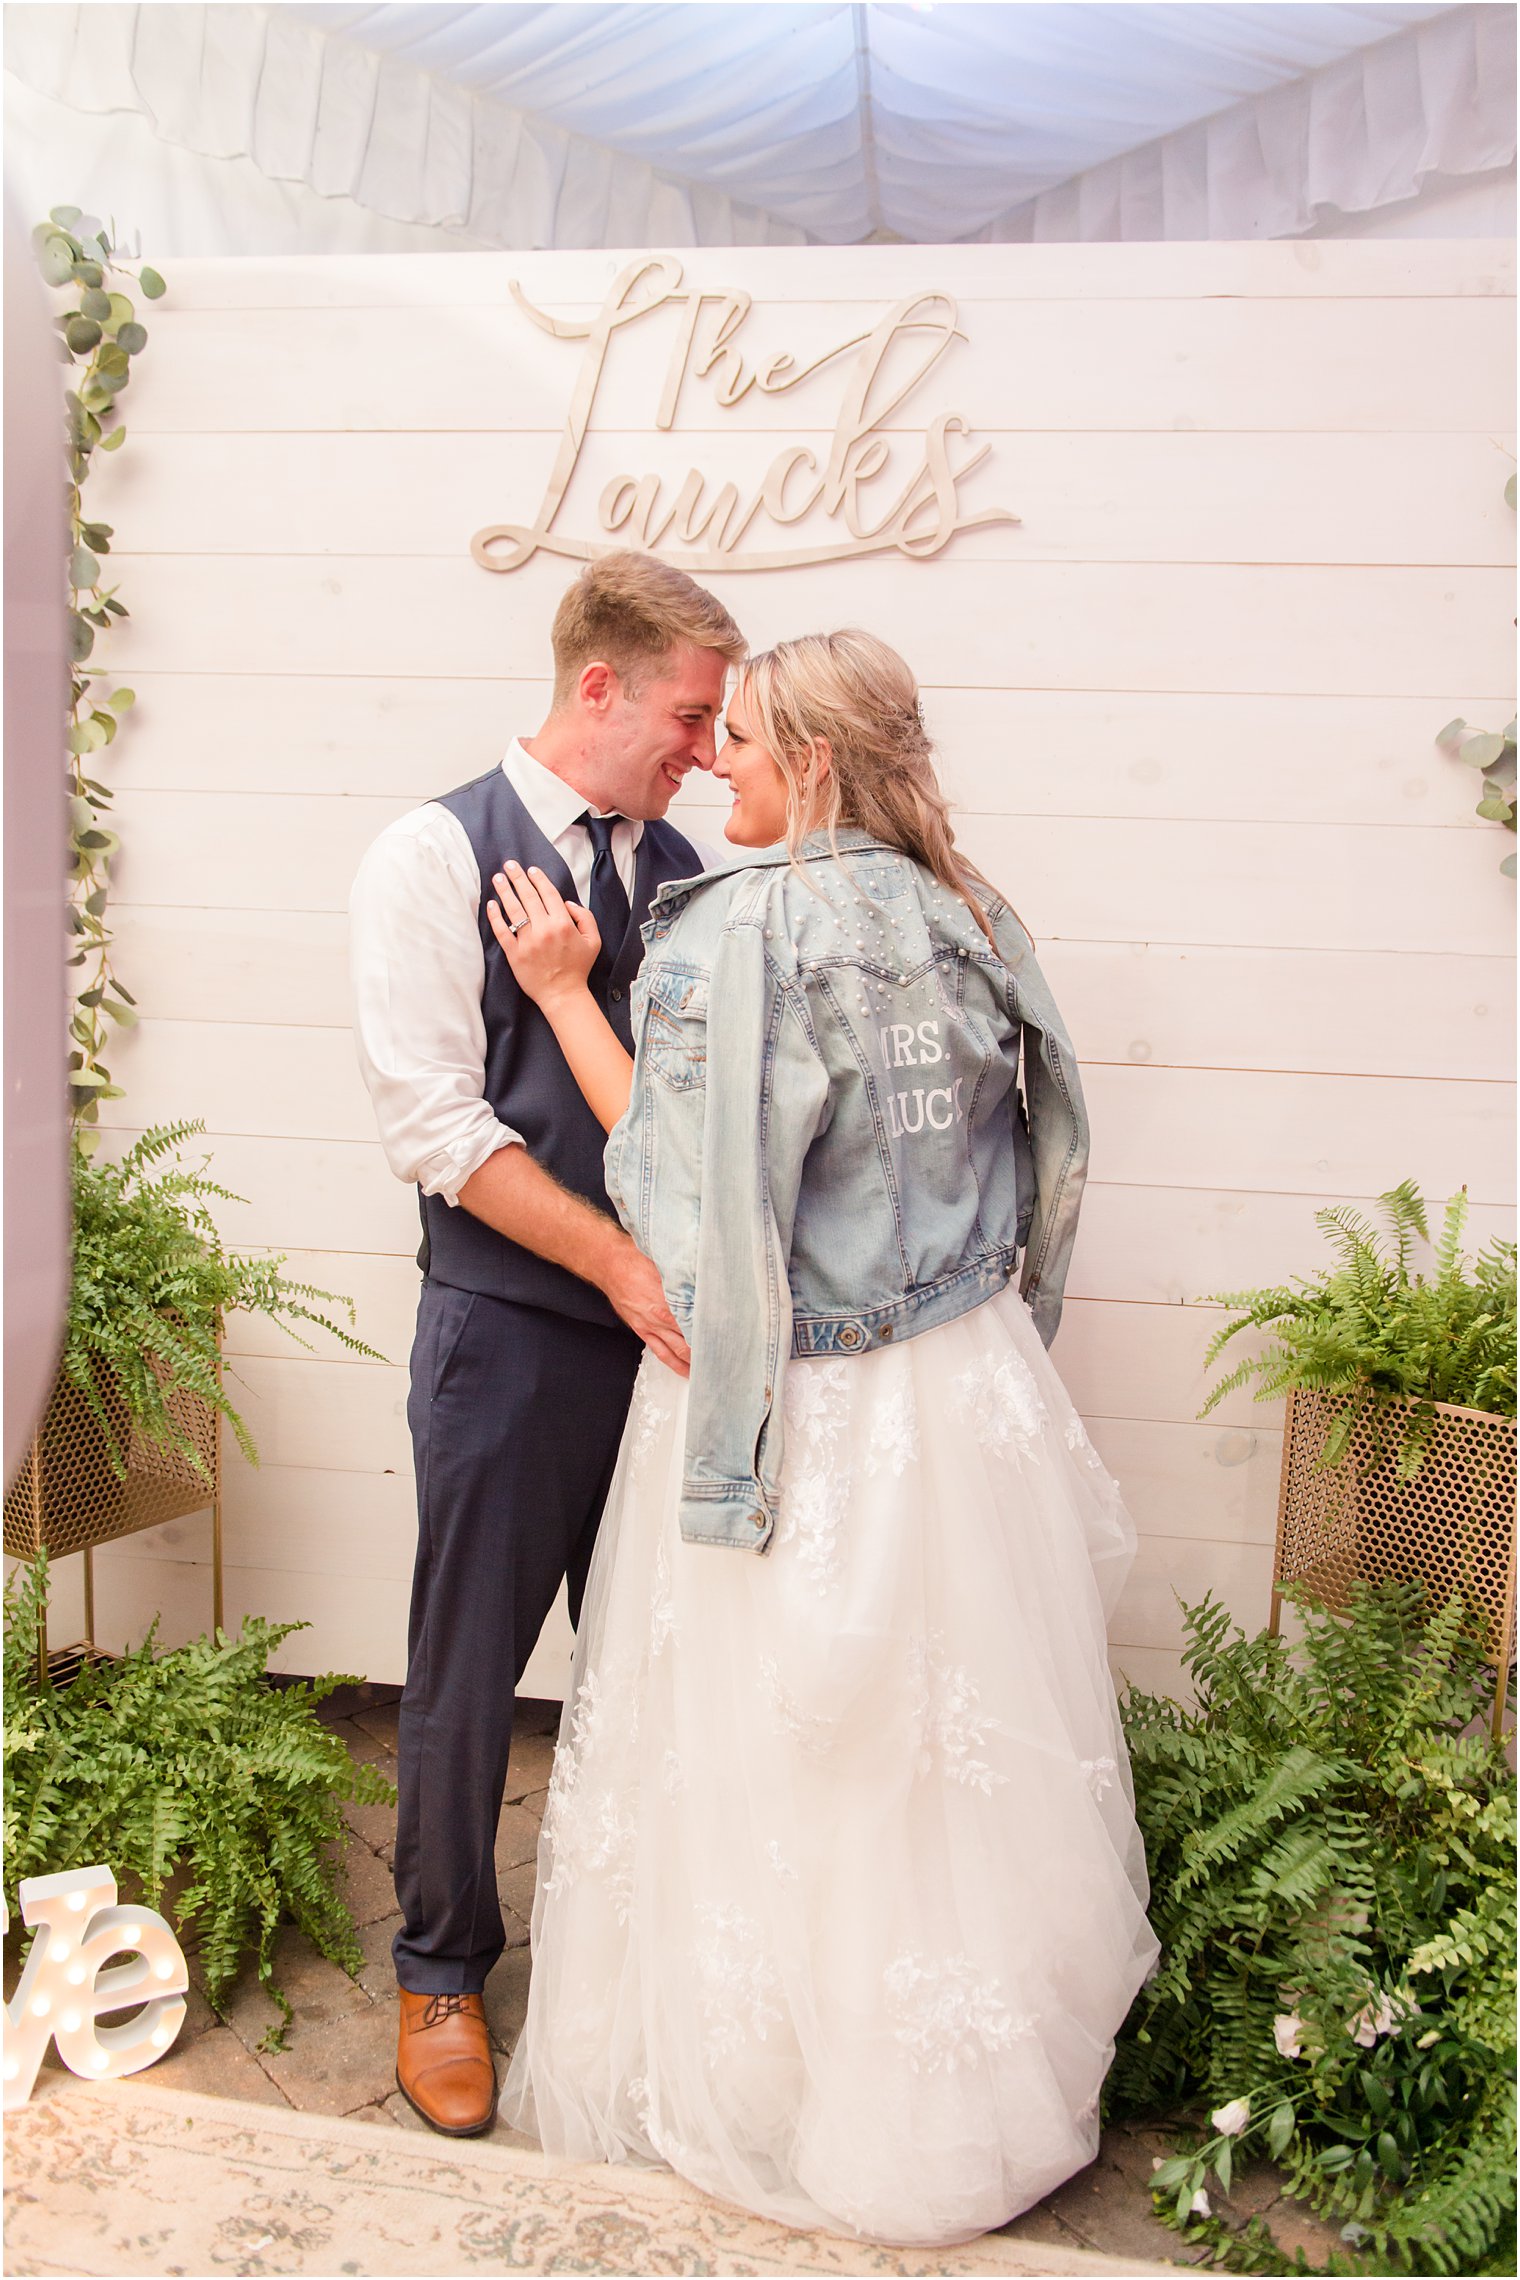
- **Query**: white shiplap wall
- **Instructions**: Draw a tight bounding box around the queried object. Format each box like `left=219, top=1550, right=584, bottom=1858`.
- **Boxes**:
left=76, top=241, right=1515, bottom=1704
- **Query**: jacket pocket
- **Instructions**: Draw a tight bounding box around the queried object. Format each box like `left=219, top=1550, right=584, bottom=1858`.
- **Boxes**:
left=642, top=967, right=709, bottom=1092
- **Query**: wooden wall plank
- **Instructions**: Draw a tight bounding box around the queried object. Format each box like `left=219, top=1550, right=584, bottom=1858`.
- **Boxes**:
left=106, top=679, right=1516, bottom=832
left=152, top=243, right=1516, bottom=309
left=105, top=554, right=1515, bottom=695
left=125, top=298, right=1514, bottom=435
left=107, top=790, right=1515, bottom=957
left=90, top=1513, right=1258, bottom=1682
left=103, top=1117, right=1513, bottom=1328
left=98, top=1017, right=1511, bottom=1203
left=1111, top=1535, right=1277, bottom=1656
left=1078, top=1063, right=1511, bottom=1205
left=108, top=916, right=1518, bottom=1084
left=91, top=429, right=1519, bottom=568
left=1066, top=1184, right=1515, bottom=1307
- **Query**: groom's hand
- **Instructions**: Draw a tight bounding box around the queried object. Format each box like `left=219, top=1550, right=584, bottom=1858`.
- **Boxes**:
left=457, top=1145, right=690, bottom=1376
left=600, top=1241, right=692, bottom=1377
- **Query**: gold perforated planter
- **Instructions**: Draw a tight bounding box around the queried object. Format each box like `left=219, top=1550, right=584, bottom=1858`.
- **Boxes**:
left=4, top=1346, right=224, bottom=1671
left=1269, top=1385, right=1517, bottom=1734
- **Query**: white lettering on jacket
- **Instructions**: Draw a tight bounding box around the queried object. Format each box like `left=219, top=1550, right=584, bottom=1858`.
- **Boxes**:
left=880, top=1023, right=964, bottom=1138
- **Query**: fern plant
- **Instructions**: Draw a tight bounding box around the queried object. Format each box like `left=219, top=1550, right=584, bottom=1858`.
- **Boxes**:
left=1113, top=1582, right=1516, bottom=2275
left=3, top=1554, right=394, bottom=2040
left=1200, top=1183, right=1516, bottom=1479
left=66, top=1121, right=382, bottom=1480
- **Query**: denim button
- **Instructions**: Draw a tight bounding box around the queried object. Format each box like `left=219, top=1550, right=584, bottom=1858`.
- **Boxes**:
left=752, top=1512, right=766, bottom=1529
left=838, top=1325, right=862, bottom=1349
left=879, top=1324, right=894, bottom=1340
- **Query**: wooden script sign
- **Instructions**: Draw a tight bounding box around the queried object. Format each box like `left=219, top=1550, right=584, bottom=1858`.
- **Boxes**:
left=2, top=1866, right=189, bottom=2106
left=472, top=257, right=1018, bottom=575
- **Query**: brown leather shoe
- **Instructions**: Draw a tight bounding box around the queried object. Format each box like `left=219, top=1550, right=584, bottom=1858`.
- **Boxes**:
left=396, top=1990, right=497, bottom=2136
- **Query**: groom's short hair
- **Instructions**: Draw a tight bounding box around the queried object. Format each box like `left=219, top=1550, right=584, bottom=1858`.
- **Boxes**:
left=550, top=552, right=745, bottom=705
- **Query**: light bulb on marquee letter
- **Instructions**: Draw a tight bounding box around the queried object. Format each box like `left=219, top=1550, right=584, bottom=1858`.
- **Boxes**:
left=1, top=1867, right=189, bottom=2108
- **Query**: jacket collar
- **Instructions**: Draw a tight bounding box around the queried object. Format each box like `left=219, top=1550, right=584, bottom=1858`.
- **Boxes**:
left=651, top=828, right=891, bottom=914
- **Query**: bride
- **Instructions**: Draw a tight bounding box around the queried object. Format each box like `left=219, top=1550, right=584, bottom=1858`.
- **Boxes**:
left=488, top=629, right=1158, bottom=2246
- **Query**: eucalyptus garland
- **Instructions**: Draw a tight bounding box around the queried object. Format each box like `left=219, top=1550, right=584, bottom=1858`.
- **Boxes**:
left=1436, top=470, right=1518, bottom=880
left=33, top=205, right=166, bottom=1135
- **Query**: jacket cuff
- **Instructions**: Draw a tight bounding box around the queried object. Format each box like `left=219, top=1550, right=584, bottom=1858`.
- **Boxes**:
left=678, top=1482, right=776, bottom=1551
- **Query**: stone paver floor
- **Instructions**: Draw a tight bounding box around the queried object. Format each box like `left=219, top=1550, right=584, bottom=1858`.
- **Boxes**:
left=32, top=1681, right=1347, bottom=2273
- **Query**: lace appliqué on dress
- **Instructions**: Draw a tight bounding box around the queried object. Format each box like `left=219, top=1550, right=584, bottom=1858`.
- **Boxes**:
left=1063, top=1409, right=1106, bottom=1470
left=1080, top=1755, right=1118, bottom=1800
left=758, top=1655, right=837, bottom=1756
left=765, top=1839, right=799, bottom=1884
left=910, top=1636, right=1007, bottom=1794
left=649, top=1536, right=678, bottom=1658
left=864, top=1350, right=920, bottom=1478
left=883, top=1953, right=1033, bottom=2076
left=541, top=1667, right=639, bottom=1922
left=950, top=1349, right=1047, bottom=1463
left=630, top=1367, right=674, bottom=1471
left=777, top=1360, right=852, bottom=1595
left=694, top=1904, right=783, bottom=2063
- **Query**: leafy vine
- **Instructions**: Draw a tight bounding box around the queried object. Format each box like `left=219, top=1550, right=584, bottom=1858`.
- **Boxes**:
left=34, top=205, right=166, bottom=1136
left=1436, top=470, right=1517, bottom=880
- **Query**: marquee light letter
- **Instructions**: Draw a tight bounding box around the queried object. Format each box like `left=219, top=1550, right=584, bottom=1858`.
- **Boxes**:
left=2, top=1867, right=189, bottom=2108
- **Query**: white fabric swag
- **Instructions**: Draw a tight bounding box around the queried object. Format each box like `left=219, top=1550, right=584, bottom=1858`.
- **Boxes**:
left=3, top=1, right=810, bottom=250
left=3, top=1, right=1514, bottom=248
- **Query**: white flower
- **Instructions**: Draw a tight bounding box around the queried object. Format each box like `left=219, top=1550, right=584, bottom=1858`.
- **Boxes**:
left=1273, top=2012, right=1304, bottom=2059
left=1210, top=2097, right=1250, bottom=2137
left=1348, top=1988, right=1402, bottom=2047
left=1189, top=2188, right=1212, bottom=2217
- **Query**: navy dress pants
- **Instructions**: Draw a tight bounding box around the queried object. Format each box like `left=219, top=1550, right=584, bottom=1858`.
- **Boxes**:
left=392, top=1278, right=642, bottom=1993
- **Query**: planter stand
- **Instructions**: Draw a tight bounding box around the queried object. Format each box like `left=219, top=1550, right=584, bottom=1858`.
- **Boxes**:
left=4, top=1345, right=224, bottom=1674
left=1269, top=1385, right=1517, bottom=1737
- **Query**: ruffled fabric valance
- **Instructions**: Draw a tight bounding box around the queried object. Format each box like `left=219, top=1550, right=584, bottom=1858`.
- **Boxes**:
left=970, top=2, right=1515, bottom=240
left=2, top=2, right=1513, bottom=248
left=2, top=1, right=813, bottom=249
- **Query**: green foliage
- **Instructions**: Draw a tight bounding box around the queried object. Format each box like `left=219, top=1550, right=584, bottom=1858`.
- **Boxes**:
left=4, top=1554, right=394, bottom=2037
left=1438, top=474, right=1518, bottom=880
left=1200, top=1182, right=1516, bottom=1478
left=33, top=208, right=160, bottom=1130
left=69, top=1122, right=383, bottom=1479
left=1113, top=1582, right=1516, bottom=2274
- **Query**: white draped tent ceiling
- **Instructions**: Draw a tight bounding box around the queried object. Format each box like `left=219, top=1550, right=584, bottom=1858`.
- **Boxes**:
left=4, top=0, right=1516, bottom=246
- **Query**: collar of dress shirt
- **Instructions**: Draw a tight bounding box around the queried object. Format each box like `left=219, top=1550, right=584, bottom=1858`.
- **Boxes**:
left=501, top=739, right=645, bottom=850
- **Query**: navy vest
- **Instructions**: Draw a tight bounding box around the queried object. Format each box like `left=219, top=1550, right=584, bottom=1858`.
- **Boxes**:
left=418, top=767, right=700, bottom=1326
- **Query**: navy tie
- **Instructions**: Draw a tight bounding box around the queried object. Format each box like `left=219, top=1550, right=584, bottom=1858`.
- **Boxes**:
left=579, top=811, right=631, bottom=1002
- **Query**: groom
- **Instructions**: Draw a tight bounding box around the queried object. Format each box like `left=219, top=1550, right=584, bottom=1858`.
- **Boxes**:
left=350, top=552, right=743, bottom=2134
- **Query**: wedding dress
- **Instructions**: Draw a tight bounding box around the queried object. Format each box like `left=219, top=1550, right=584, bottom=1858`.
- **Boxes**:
left=501, top=1281, right=1160, bottom=2245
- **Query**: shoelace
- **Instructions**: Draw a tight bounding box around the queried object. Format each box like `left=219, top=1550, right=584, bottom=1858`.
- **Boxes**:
left=419, top=1993, right=475, bottom=2029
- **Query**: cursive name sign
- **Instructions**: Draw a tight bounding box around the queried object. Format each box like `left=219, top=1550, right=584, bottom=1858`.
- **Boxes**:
left=472, top=258, right=1018, bottom=575
left=2, top=1866, right=189, bottom=2106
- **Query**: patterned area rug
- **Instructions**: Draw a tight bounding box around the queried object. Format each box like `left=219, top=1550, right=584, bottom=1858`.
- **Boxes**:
left=4, top=2078, right=1180, bottom=2276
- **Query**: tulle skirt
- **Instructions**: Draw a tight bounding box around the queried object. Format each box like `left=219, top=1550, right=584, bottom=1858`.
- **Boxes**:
left=501, top=1283, right=1160, bottom=2245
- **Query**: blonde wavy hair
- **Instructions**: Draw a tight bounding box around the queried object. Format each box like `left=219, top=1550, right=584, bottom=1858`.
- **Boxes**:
left=738, top=629, right=1017, bottom=949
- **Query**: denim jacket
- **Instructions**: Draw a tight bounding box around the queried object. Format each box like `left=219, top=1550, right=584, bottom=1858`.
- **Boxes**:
left=604, top=829, right=1089, bottom=1551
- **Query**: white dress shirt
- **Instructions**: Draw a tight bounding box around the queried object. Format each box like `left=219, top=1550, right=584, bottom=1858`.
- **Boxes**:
left=349, top=740, right=715, bottom=1207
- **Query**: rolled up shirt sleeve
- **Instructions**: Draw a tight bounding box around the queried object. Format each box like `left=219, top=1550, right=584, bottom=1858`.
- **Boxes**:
left=348, top=806, right=522, bottom=1205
